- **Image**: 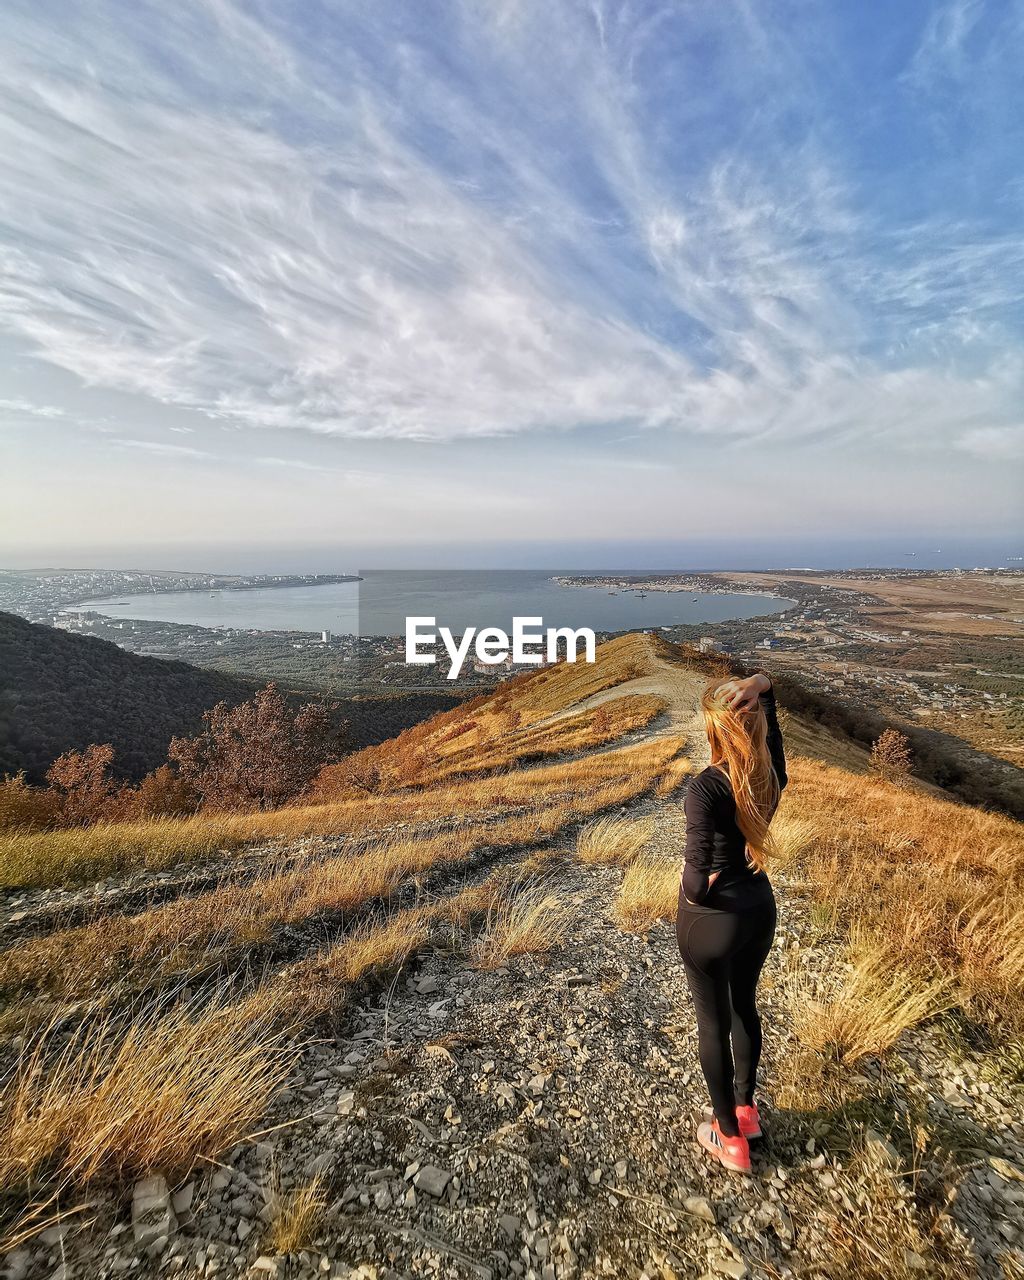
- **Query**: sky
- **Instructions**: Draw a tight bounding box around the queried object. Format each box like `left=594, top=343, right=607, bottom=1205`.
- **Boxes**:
left=1, top=0, right=1023, bottom=569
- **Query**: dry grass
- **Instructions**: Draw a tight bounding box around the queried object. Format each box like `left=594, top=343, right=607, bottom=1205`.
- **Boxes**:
left=655, top=753, right=693, bottom=796
left=612, top=855, right=679, bottom=932
left=470, top=883, right=576, bottom=971
left=2, top=756, right=675, bottom=1010
left=793, top=938, right=953, bottom=1064
left=776, top=757, right=1024, bottom=1030
left=265, top=1173, right=328, bottom=1254
left=0, top=989, right=297, bottom=1198
left=0, top=731, right=685, bottom=891
left=576, top=815, right=651, bottom=866
left=804, top=1138, right=977, bottom=1280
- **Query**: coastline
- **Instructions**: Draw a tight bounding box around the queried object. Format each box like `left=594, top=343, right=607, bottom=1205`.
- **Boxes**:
left=551, top=573, right=789, bottom=603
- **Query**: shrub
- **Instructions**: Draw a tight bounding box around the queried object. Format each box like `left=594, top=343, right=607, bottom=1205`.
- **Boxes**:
left=45, top=744, right=116, bottom=826
left=0, top=773, right=58, bottom=832
left=169, top=684, right=340, bottom=810
left=869, top=729, right=913, bottom=787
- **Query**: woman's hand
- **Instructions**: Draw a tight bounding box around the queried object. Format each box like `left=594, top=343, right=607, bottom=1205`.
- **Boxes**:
left=716, top=673, right=771, bottom=714
left=682, top=869, right=721, bottom=905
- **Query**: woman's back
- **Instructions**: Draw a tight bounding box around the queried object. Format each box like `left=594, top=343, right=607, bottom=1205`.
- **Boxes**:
left=680, top=684, right=787, bottom=909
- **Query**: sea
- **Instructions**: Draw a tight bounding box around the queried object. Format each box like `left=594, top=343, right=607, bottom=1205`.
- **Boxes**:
left=70, top=569, right=797, bottom=637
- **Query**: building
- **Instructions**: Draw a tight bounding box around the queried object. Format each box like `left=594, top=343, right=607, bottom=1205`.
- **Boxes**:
left=321, top=630, right=332, bottom=643
left=698, top=636, right=720, bottom=653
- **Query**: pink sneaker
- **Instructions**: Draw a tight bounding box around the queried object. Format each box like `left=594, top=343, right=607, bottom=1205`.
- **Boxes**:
left=697, top=1119, right=751, bottom=1173
left=735, top=1104, right=762, bottom=1139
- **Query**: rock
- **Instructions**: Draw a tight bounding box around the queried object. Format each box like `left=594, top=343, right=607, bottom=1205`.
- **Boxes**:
left=711, top=1258, right=748, bottom=1279
left=412, top=1166, right=451, bottom=1197
left=336, top=1090, right=356, bottom=1116
left=251, top=1259, right=279, bottom=1275
left=416, top=976, right=440, bottom=994
left=132, top=1175, right=177, bottom=1249
left=905, top=1250, right=929, bottom=1271
left=237, top=1220, right=253, bottom=1242
left=683, top=1196, right=716, bottom=1223
left=499, top=1214, right=521, bottom=1240
left=171, top=1182, right=195, bottom=1216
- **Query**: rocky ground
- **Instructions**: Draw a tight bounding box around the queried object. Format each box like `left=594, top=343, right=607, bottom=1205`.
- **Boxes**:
left=7, top=800, right=1024, bottom=1280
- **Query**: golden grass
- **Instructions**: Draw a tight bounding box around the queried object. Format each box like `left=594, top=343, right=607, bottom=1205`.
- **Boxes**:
left=655, top=752, right=693, bottom=796
left=2, top=757, right=676, bottom=1009
left=612, top=855, right=679, bottom=932
left=265, top=1174, right=328, bottom=1254
left=777, top=756, right=1024, bottom=1030
left=0, top=990, right=297, bottom=1198
left=404, top=694, right=666, bottom=785
left=309, top=633, right=660, bottom=800
left=809, top=1140, right=977, bottom=1280
left=576, top=815, right=652, bottom=866
left=0, top=733, right=685, bottom=890
left=470, top=883, right=576, bottom=971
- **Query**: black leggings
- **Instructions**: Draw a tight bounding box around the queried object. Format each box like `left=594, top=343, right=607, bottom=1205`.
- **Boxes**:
left=677, top=893, right=777, bottom=1137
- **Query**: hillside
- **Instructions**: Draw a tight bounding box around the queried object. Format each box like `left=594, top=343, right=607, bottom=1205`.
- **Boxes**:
left=0, top=611, right=262, bottom=783
left=1, top=634, right=1023, bottom=1280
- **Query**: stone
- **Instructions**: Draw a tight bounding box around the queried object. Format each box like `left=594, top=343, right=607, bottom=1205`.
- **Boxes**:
left=171, top=1182, right=196, bottom=1216
left=683, top=1196, right=716, bottom=1223
left=132, top=1175, right=177, bottom=1250
left=711, top=1258, right=748, bottom=1279
left=499, top=1215, right=521, bottom=1240
left=412, top=1166, right=451, bottom=1197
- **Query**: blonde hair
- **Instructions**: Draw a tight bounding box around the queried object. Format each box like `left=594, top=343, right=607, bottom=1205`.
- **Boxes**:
left=700, top=680, right=780, bottom=870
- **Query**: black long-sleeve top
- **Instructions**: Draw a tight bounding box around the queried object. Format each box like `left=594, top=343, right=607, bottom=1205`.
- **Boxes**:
left=680, top=683, right=787, bottom=910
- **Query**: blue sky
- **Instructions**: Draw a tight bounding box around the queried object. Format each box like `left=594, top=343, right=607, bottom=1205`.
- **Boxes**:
left=1, top=0, right=1022, bottom=566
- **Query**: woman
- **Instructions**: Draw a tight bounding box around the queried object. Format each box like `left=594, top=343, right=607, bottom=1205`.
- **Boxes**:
left=677, top=671, right=787, bottom=1174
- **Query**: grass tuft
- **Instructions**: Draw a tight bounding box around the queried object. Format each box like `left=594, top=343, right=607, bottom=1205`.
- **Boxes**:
left=470, top=882, right=576, bottom=971
left=576, top=816, right=651, bottom=866
left=265, top=1172, right=328, bottom=1254
left=612, top=855, right=679, bottom=932
left=0, top=990, right=296, bottom=1196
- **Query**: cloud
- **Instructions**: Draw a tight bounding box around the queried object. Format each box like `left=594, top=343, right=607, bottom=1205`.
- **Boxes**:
left=109, top=437, right=216, bottom=460
left=0, top=397, right=66, bottom=419
left=0, top=0, right=1021, bottom=465
left=955, top=425, right=1024, bottom=462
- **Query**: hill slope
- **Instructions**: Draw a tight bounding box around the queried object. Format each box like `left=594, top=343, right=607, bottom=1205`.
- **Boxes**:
left=0, top=611, right=257, bottom=782
left=2, top=633, right=1022, bottom=1279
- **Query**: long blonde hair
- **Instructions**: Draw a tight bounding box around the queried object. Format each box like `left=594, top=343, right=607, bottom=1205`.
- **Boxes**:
left=701, top=681, right=780, bottom=870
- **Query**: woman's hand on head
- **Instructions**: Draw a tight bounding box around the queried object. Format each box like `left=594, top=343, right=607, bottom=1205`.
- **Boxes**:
left=716, top=673, right=771, bottom=714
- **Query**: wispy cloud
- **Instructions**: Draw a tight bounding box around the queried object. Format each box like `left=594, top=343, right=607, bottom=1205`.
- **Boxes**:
left=0, top=0, right=1022, bottom=472
left=110, top=437, right=215, bottom=460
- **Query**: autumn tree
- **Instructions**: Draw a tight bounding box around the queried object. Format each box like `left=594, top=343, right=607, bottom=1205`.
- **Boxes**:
left=869, top=728, right=913, bottom=787
left=46, top=743, right=116, bottom=825
left=106, top=764, right=199, bottom=823
left=168, top=684, right=340, bottom=810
